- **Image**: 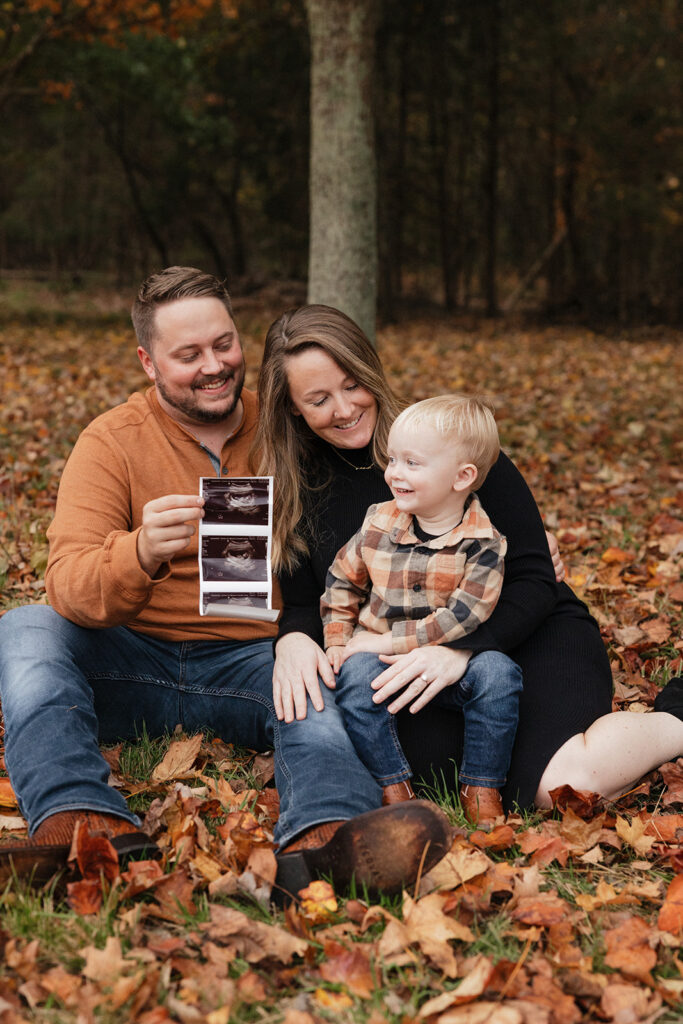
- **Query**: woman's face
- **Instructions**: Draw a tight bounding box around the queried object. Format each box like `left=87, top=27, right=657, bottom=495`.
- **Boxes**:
left=285, top=347, right=378, bottom=449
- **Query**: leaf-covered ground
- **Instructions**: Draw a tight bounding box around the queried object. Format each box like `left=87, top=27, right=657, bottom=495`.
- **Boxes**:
left=0, top=306, right=682, bottom=1024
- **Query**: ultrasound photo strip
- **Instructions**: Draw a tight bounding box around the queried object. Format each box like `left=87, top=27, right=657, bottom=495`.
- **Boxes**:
left=197, top=476, right=279, bottom=622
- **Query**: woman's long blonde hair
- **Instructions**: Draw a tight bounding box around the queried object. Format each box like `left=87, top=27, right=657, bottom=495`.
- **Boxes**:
left=252, top=304, right=403, bottom=572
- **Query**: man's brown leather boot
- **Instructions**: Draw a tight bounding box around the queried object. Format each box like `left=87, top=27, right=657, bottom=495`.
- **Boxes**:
left=459, top=785, right=504, bottom=828
left=274, top=800, right=452, bottom=904
left=0, top=810, right=160, bottom=887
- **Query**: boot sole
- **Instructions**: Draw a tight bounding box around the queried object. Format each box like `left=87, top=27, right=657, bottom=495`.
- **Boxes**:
left=0, top=831, right=161, bottom=889
left=274, top=800, right=452, bottom=905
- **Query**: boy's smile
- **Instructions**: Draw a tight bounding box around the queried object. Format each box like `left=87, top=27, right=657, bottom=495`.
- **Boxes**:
left=384, top=423, right=477, bottom=534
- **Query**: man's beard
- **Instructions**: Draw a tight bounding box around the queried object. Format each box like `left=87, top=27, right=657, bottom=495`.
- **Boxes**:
left=155, top=361, right=246, bottom=424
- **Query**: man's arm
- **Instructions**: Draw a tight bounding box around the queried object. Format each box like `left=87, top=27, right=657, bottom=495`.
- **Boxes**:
left=391, top=536, right=506, bottom=654
left=45, top=427, right=202, bottom=628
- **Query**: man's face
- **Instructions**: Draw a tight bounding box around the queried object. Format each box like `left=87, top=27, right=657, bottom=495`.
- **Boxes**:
left=137, top=297, right=245, bottom=427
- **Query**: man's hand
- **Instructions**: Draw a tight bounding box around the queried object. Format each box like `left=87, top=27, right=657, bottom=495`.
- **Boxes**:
left=274, top=632, right=336, bottom=722
left=137, top=494, right=204, bottom=578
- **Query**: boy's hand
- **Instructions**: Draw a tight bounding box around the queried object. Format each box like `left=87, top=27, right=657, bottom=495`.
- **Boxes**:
left=326, top=646, right=347, bottom=673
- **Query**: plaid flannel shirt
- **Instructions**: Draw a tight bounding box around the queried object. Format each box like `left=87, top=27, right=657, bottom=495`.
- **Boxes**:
left=321, top=495, right=506, bottom=654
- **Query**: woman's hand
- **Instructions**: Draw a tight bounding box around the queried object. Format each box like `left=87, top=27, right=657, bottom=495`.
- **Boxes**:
left=273, top=632, right=336, bottom=723
left=545, top=530, right=566, bottom=583
left=371, top=647, right=473, bottom=714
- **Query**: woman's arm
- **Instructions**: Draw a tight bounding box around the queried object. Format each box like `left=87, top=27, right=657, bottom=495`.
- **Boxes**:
left=278, top=553, right=326, bottom=647
left=445, top=452, right=558, bottom=655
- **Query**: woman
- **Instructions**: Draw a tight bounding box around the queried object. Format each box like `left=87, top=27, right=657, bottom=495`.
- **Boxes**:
left=253, top=305, right=683, bottom=811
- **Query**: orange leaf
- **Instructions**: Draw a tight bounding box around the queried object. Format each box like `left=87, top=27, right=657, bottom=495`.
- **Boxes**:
left=658, top=875, right=683, bottom=934
left=299, top=880, right=338, bottom=923
left=511, top=891, right=571, bottom=926
left=0, top=777, right=18, bottom=809
left=67, top=877, right=104, bottom=915
left=70, top=819, right=120, bottom=882
left=469, top=824, right=515, bottom=851
left=320, top=941, right=375, bottom=998
left=313, top=989, right=353, bottom=1010
left=601, top=546, right=633, bottom=565
left=604, top=916, right=656, bottom=984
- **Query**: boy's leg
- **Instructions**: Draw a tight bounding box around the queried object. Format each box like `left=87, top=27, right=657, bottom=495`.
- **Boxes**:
left=333, top=653, right=412, bottom=789
left=436, top=651, right=523, bottom=790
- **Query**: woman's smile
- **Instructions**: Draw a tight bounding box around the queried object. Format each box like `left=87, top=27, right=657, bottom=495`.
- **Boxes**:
left=285, top=347, right=378, bottom=449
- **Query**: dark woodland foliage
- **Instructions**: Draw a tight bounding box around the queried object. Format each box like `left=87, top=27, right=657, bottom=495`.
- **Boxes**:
left=1, top=0, right=682, bottom=322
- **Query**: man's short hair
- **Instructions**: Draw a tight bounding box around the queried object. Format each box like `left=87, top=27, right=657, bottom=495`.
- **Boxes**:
left=132, top=266, right=234, bottom=352
left=391, top=394, right=501, bottom=487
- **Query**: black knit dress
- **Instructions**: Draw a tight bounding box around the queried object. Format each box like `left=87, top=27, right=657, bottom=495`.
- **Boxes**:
left=277, top=442, right=613, bottom=811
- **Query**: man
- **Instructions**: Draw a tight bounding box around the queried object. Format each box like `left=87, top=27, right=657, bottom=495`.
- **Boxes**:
left=0, top=267, right=450, bottom=898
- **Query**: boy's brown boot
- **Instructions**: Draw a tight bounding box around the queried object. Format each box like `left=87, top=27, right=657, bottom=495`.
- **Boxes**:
left=459, top=785, right=504, bottom=829
left=382, top=780, right=416, bottom=805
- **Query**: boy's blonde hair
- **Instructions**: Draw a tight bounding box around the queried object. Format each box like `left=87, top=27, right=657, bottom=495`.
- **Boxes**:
left=391, top=394, right=500, bottom=488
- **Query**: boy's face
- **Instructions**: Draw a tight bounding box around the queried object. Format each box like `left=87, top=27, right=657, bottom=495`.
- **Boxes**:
left=384, top=423, right=475, bottom=521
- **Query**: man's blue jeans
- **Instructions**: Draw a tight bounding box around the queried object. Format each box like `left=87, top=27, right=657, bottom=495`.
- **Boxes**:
left=0, top=606, right=381, bottom=846
left=334, top=650, right=523, bottom=789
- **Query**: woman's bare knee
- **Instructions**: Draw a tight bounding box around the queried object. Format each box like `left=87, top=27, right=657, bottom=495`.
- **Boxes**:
left=535, top=733, right=592, bottom=808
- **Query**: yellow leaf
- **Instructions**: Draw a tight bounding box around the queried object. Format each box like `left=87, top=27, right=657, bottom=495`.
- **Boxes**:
left=615, top=816, right=656, bottom=856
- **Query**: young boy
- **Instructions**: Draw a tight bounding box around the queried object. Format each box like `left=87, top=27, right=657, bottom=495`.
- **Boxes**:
left=321, top=395, right=522, bottom=827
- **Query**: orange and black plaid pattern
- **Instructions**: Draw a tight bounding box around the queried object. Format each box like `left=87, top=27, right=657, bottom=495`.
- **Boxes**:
left=321, top=495, right=506, bottom=654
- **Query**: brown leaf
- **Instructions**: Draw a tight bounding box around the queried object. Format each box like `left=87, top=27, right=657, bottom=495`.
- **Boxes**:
left=80, top=935, right=128, bottom=984
left=548, top=785, right=603, bottom=817
left=66, top=877, right=104, bottom=915
left=640, top=616, right=672, bottom=644
left=119, top=858, right=165, bottom=898
left=600, top=982, right=661, bottom=1022
left=203, top=904, right=307, bottom=963
left=319, top=940, right=375, bottom=998
left=659, top=760, right=683, bottom=806
left=658, top=875, right=683, bottom=934
left=419, top=842, right=492, bottom=892
left=402, top=891, right=474, bottom=977
left=469, top=824, right=516, bottom=851
left=69, top=819, right=120, bottom=882
left=152, top=868, right=198, bottom=921
left=604, top=916, right=657, bottom=984
left=558, top=807, right=608, bottom=850
left=518, top=825, right=573, bottom=868
left=236, top=969, right=268, bottom=1003
left=152, top=734, right=204, bottom=782
left=435, top=1004, right=523, bottom=1024
left=511, top=892, right=571, bottom=927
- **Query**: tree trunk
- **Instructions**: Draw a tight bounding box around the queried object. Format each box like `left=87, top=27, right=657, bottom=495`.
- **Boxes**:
left=483, top=0, right=500, bottom=317
left=305, top=0, right=378, bottom=342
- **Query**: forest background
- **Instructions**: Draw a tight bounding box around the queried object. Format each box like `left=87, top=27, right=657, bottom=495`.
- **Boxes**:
left=2, top=0, right=683, bottom=324
left=1, top=3, right=683, bottom=1023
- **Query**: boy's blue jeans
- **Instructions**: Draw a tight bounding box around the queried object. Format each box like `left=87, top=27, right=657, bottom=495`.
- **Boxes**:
left=334, top=650, right=523, bottom=789
left=0, top=606, right=382, bottom=847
